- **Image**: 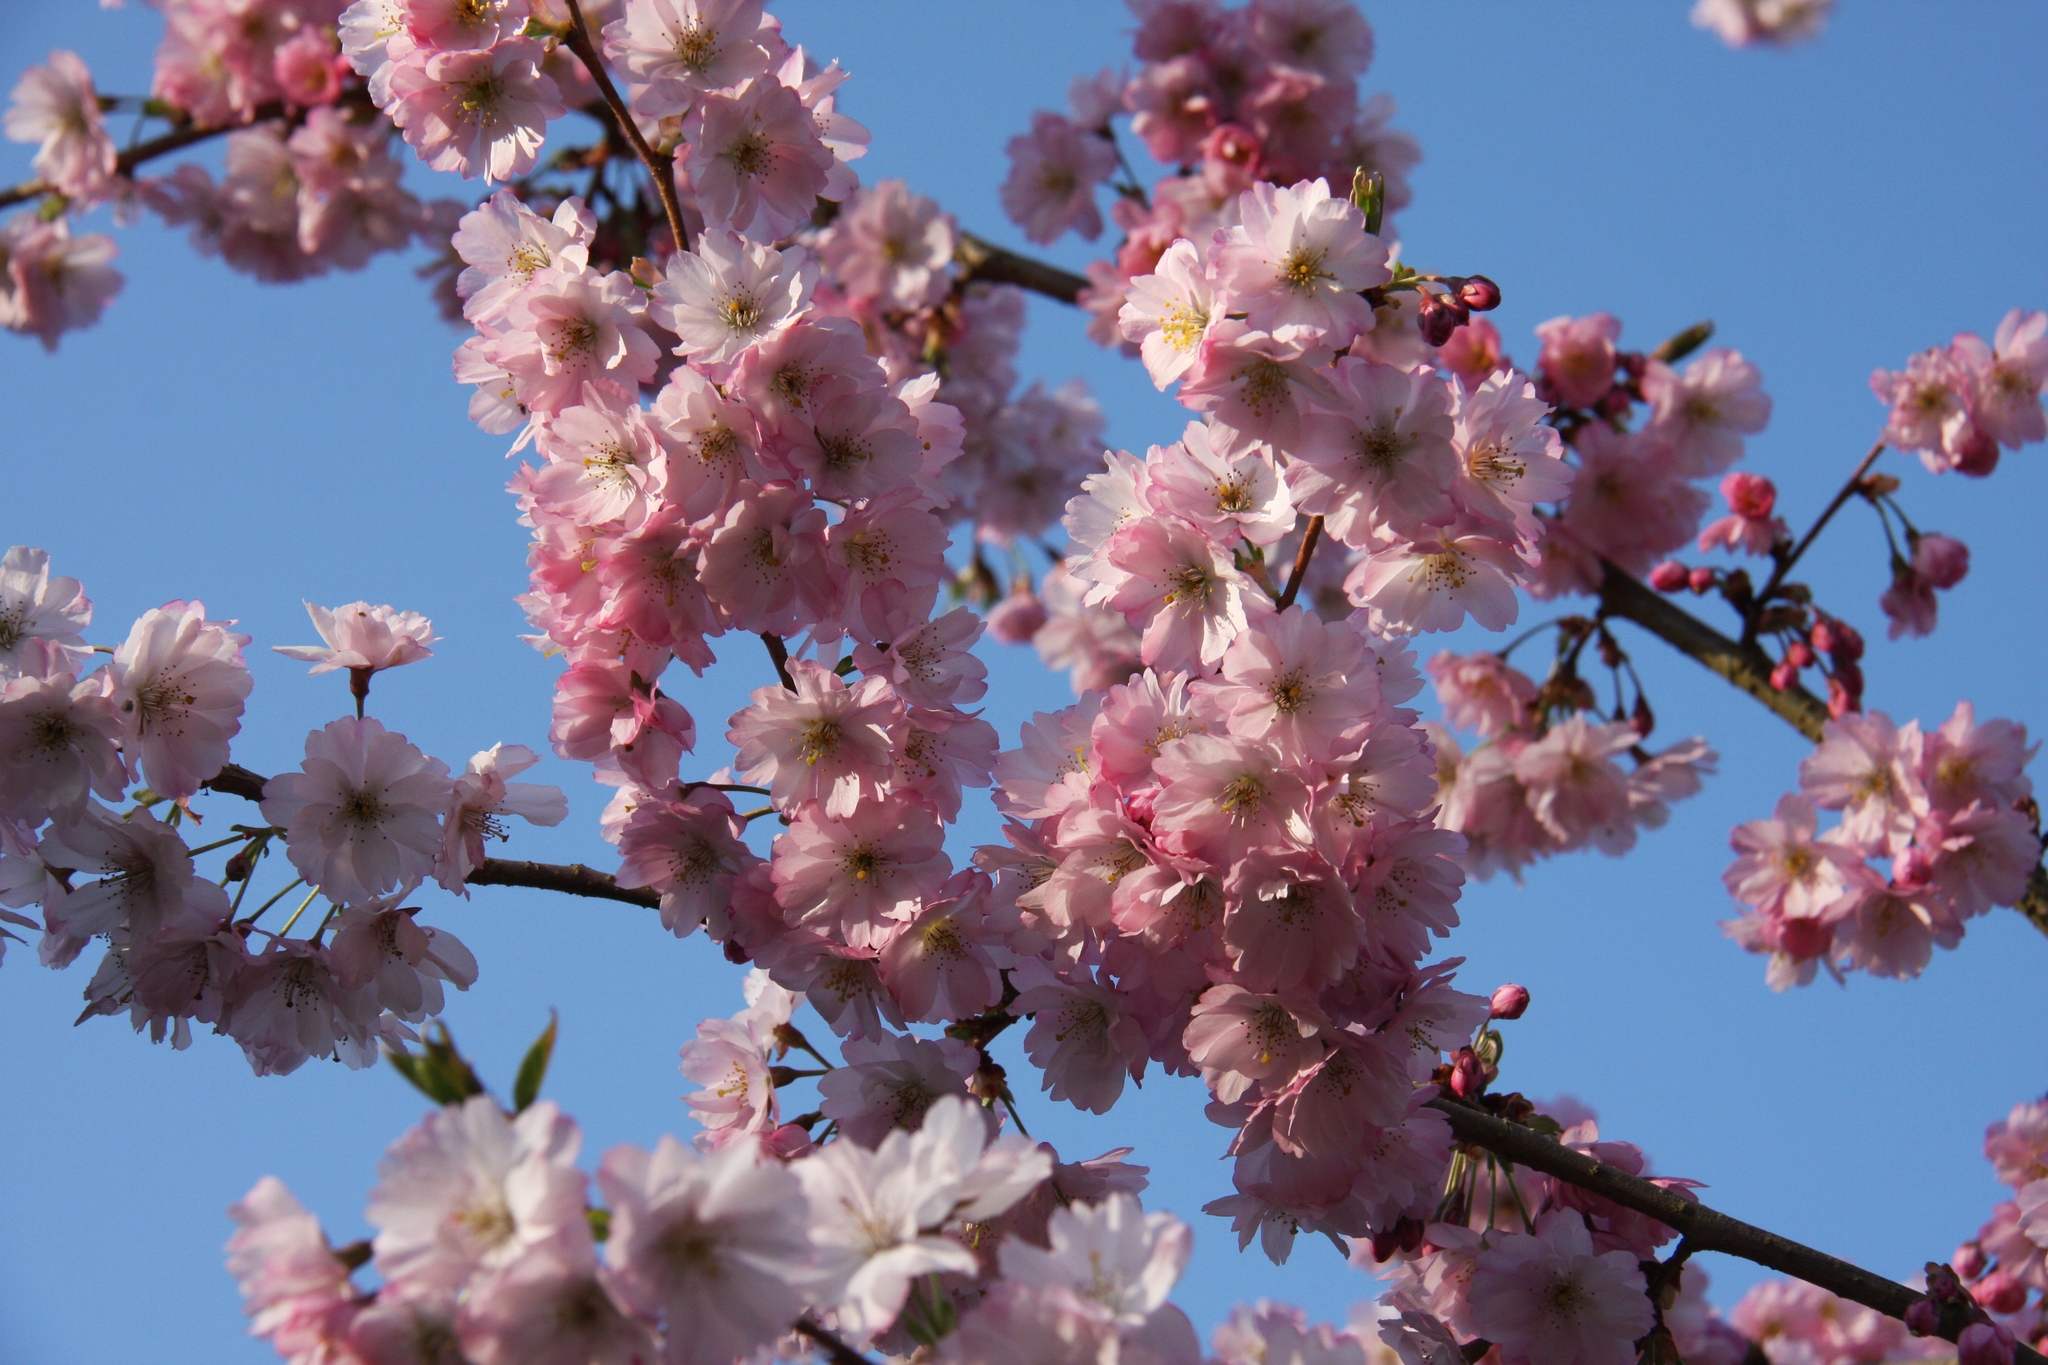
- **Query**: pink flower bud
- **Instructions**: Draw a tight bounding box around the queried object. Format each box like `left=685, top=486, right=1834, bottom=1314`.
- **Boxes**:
left=1688, top=566, right=1717, bottom=593
left=1786, top=640, right=1815, bottom=668
left=1827, top=674, right=1861, bottom=719
left=1958, top=1323, right=2016, bottom=1365
left=986, top=588, right=1049, bottom=644
left=1912, top=533, right=1970, bottom=589
left=1770, top=661, right=1800, bottom=691
left=1368, top=1217, right=1427, bottom=1263
left=1926, top=1263, right=1968, bottom=1301
left=1953, top=1243, right=1988, bottom=1280
left=1972, top=1269, right=2028, bottom=1314
left=1419, top=293, right=1469, bottom=347
left=1719, top=470, right=1778, bottom=519
left=1904, top=1299, right=1943, bottom=1337
left=1489, top=984, right=1530, bottom=1019
left=1458, top=275, right=1502, bottom=311
left=1953, top=427, right=2002, bottom=478
left=1775, top=915, right=1833, bottom=960
left=1449, top=1047, right=1484, bottom=1098
left=1650, top=561, right=1690, bottom=592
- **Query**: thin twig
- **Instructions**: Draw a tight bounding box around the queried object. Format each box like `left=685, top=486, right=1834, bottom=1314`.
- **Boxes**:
left=760, top=633, right=798, bottom=692
left=1427, top=1094, right=2048, bottom=1365
left=954, top=233, right=1089, bottom=304
left=1274, top=515, right=1324, bottom=611
left=1747, top=438, right=1887, bottom=638
left=560, top=0, right=690, bottom=253
left=794, top=1317, right=878, bottom=1365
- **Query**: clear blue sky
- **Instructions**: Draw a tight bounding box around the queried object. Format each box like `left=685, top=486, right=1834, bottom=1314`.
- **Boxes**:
left=2, top=3, right=2045, bottom=1361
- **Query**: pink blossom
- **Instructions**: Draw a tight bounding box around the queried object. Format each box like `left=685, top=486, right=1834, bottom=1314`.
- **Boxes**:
left=494, top=268, right=659, bottom=416
left=1428, top=651, right=1535, bottom=739
left=1212, top=178, right=1389, bottom=349
left=1099, top=515, right=1259, bottom=672
left=327, top=891, right=478, bottom=1022
left=1450, top=372, right=1571, bottom=543
left=0, top=545, right=92, bottom=679
left=456, top=1242, right=655, bottom=1365
left=1183, top=985, right=1324, bottom=1104
left=1692, top=0, right=1835, bottom=48
left=679, top=1014, right=777, bottom=1141
left=651, top=229, right=814, bottom=367
left=817, top=1029, right=979, bottom=1144
left=698, top=480, right=832, bottom=635
left=223, top=938, right=389, bottom=1074
left=878, top=875, right=1005, bottom=1021
left=1000, top=1193, right=1193, bottom=1328
left=1120, top=239, right=1217, bottom=390
left=987, top=586, right=1050, bottom=646
left=6, top=51, right=117, bottom=201
left=452, top=189, right=594, bottom=328
left=891, top=705, right=999, bottom=822
left=1438, top=318, right=1508, bottom=386
left=1151, top=733, right=1313, bottom=869
left=1552, top=424, right=1711, bottom=580
left=367, top=1094, right=588, bottom=1293
left=821, top=180, right=956, bottom=311
left=530, top=390, right=667, bottom=526
left=613, top=786, right=761, bottom=938
left=1872, top=345, right=1993, bottom=476
left=0, top=669, right=126, bottom=824
left=597, top=1135, right=813, bottom=1365
left=1011, top=974, right=1150, bottom=1113
left=1203, top=606, right=1378, bottom=761
left=1697, top=470, right=1786, bottom=556
left=1148, top=421, right=1296, bottom=548
left=1880, top=562, right=1939, bottom=640
left=1535, top=312, right=1622, bottom=410
left=1002, top=111, right=1117, bottom=245
left=435, top=743, right=567, bottom=892
left=1345, top=534, right=1522, bottom=635
left=1798, top=711, right=1923, bottom=852
left=728, top=660, right=902, bottom=818
left=1224, top=851, right=1364, bottom=993
left=684, top=76, right=838, bottom=240
left=274, top=601, right=440, bottom=676
left=1468, top=1209, right=1655, bottom=1365
left=103, top=599, right=250, bottom=800
left=1641, top=348, right=1772, bottom=477
left=852, top=602, right=990, bottom=708
left=225, top=1177, right=359, bottom=1365
left=1967, top=308, right=2048, bottom=449
left=2, top=214, right=123, bottom=350
left=1250, top=0, right=1376, bottom=77
left=36, top=803, right=226, bottom=962
left=1920, top=701, right=2035, bottom=813
left=603, top=0, right=776, bottom=118
left=770, top=792, right=950, bottom=949
left=1289, top=357, right=1459, bottom=546
left=1724, top=793, right=1874, bottom=921
left=1984, top=1099, right=2048, bottom=1189
left=386, top=39, right=563, bottom=182
left=993, top=698, right=1099, bottom=821
left=1178, top=320, right=1335, bottom=453
left=262, top=718, right=455, bottom=906
left=271, top=30, right=344, bottom=109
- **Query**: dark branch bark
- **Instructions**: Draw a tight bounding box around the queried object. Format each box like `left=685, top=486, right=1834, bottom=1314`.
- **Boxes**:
left=794, top=1317, right=878, bottom=1365
left=1427, top=1095, right=2048, bottom=1365
left=1274, top=515, right=1324, bottom=611
left=1596, top=559, right=1829, bottom=742
left=561, top=0, right=690, bottom=253
left=466, top=858, right=658, bottom=908
left=956, top=233, right=1089, bottom=305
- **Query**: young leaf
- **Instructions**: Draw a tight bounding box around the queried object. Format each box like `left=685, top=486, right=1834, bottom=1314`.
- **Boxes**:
left=512, top=1010, right=559, bottom=1114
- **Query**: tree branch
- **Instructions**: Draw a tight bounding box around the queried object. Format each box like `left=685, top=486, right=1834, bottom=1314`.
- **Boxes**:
left=1426, top=1095, right=2048, bottom=1365
left=955, top=232, right=1089, bottom=305
left=1596, top=559, right=1829, bottom=741
left=467, top=858, right=658, bottom=908
left=561, top=0, right=690, bottom=253
left=794, top=1317, right=878, bottom=1365
left=1748, top=439, right=1888, bottom=639
left=1274, top=515, right=1324, bottom=611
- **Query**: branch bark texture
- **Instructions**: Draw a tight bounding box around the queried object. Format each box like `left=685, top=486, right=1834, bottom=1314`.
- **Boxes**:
left=956, top=233, right=1088, bottom=304
left=1427, top=1096, right=2048, bottom=1365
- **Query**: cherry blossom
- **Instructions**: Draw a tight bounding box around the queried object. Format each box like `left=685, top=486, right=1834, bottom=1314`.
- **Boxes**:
left=103, top=599, right=251, bottom=800
left=604, top=0, right=777, bottom=117
left=1001, top=111, right=1117, bottom=245
left=684, top=75, right=839, bottom=240
left=650, top=230, right=815, bottom=367
left=0, top=546, right=92, bottom=679
left=5, top=50, right=118, bottom=201
left=262, top=717, right=455, bottom=905
left=273, top=601, right=440, bottom=676
left=386, top=39, right=564, bottom=182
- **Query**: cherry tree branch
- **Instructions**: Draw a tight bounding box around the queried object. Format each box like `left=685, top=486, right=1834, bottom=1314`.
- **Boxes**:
left=795, top=1317, right=878, bottom=1365
left=955, top=233, right=1089, bottom=304
left=0, top=100, right=298, bottom=211
left=1274, top=515, right=1324, bottom=611
left=1746, top=438, right=1889, bottom=642
left=1427, top=1095, right=2048, bottom=1365
left=560, top=0, right=690, bottom=253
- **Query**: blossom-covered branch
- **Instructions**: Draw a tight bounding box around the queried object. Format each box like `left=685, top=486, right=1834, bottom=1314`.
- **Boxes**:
left=1427, top=1093, right=2048, bottom=1365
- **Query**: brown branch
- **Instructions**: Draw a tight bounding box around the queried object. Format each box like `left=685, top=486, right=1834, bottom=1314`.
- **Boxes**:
left=760, top=632, right=797, bottom=692
left=1747, top=438, right=1888, bottom=641
left=1596, top=559, right=1830, bottom=742
left=794, top=1317, right=878, bottom=1365
left=561, top=0, right=689, bottom=253
left=1274, top=515, right=1324, bottom=611
left=1427, top=1095, right=2048, bottom=1365
left=467, top=858, right=657, bottom=908
left=955, top=232, right=1089, bottom=305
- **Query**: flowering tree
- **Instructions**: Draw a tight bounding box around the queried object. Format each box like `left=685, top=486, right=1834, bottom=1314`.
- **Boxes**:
left=4, top=3, right=2046, bottom=1365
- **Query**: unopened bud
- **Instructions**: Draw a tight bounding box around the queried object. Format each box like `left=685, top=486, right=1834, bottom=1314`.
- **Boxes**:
left=1489, top=984, right=1530, bottom=1019
left=1368, top=1216, right=1427, bottom=1262
left=1953, top=1242, right=1988, bottom=1280
left=1457, top=275, right=1501, bottom=311
left=223, top=849, right=254, bottom=882
left=1631, top=694, right=1655, bottom=739
left=1418, top=293, right=1468, bottom=347
left=766, top=1065, right=803, bottom=1088
left=1925, top=1262, right=1969, bottom=1302
left=1972, top=1269, right=2027, bottom=1314
left=1449, top=1047, right=1484, bottom=1098
left=1786, top=640, right=1815, bottom=668
left=1649, top=561, right=1690, bottom=592
left=1688, top=566, right=1717, bottom=594
left=1912, top=532, right=1970, bottom=589
left=1595, top=386, right=1634, bottom=419
left=1903, top=1299, right=1943, bottom=1338
left=722, top=938, right=752, bottom=964
left=1833, top=658, right=1864, bottom=696
left=1958, top=1323, right=2016, bottom=1365
left=971, top=1058, right=1008, bottom=1105
left=1770, top=660, right=1800, bottom=691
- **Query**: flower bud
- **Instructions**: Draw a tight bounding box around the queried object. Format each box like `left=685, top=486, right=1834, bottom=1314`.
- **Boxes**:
left=1688, top=566, right=1718, bottom=594
left=1912, top=533, right=1970, bottom=589
left=1832, top=658, right=1864, bottom=697
left=1826, top=674, right=1861, bottom=719
left=1972, top=1269, right=2028, bottom=1314
left=1770, top=660, right=1800, bottom=691
left=1650, top=560, right=1690, bottom=592
left=1958, top=1323, right=2016, bottom=1365
left=1786, top=640, right=1815, bottom=668
left=986, top=585, right=1049, bottom=644
left=1418, top=293, right=1469, bottom=347
left=1457, top=275, right=1502, bottom=311
left=1953, top=1242, right=1988, bottom=1280
left=1449, top=1047, right=1484, bottom=1098
left=1368, top=1216, right=1427, bottom=1263
left=223, top=848, right=255, bottom=882
left=1904, top=1299, right=1943, bottom=1337
left=1489, top=984, right=1530, bottom=1019
left=1775, top=915, right=1833, bottom=960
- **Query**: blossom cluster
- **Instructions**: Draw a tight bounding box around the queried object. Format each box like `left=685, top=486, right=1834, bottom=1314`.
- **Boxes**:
left=1723, top=703, right=2040, bottom=987
left=0, top=547, right=562, bottom=1073
left=1421, top=650, right=1716, bottom=883
left=1870, top=309, right=2048, bottom=479
left=1691, top=0, right=1835, bottom=48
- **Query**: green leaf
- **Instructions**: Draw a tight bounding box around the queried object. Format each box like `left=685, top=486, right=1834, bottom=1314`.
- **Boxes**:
left=587, top=1207, right=612, bottom=1243
left=1350, top=168, right=1385, bottom=237
left=1651, top=320, right=1715, bottom=365
left=512, top=1011, right=559, bottom=1114
left=386, top=1022, right=489, bottom=1106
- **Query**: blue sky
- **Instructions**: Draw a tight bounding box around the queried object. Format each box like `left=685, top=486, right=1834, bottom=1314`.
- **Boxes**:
left=2, top=3, right=2045, bottom=1361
